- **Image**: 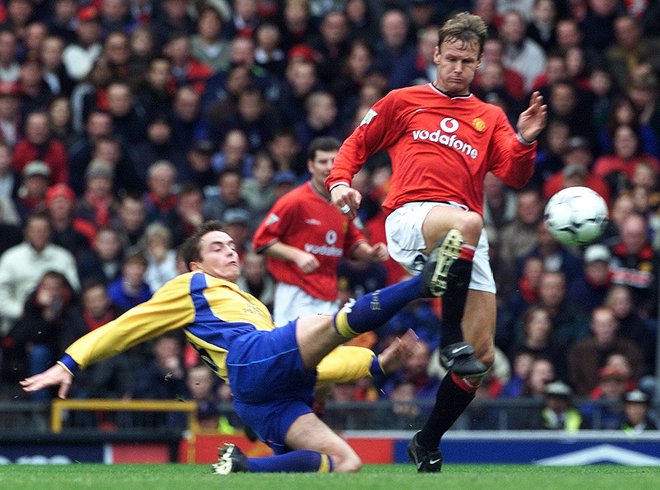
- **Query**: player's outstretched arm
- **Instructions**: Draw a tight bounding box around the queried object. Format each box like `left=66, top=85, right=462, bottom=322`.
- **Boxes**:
left=516, top=91, right=548, bottom=143
left=330, top=184, right=362, bottom=219
left=20, top=363, right=73, bottom=399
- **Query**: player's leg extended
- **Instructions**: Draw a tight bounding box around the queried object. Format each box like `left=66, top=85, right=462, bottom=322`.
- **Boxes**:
left=422, top=206, right=488, bottom=375
left=412, top=289, right=496, bottom=472
left=213, top=412, right=357, bottom=474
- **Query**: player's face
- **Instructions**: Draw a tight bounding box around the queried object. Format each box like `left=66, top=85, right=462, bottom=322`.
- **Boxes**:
left=308, top=149, right=337, bottom=192
left=193, top=231, right=241, bottom=282
left=433, top=38, right=480, bottom=95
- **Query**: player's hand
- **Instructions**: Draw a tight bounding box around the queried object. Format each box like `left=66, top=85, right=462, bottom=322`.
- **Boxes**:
left=330, top=185, right=361, bottom=219
left=378, top=329, right=419, bottom=373
left=294, top=251, right=320, bottom=274
left=517, top=91, right=547, bottom=143
left=20, top=364, right=73, bottom=399
left=370, top=242, right=390, bottom=262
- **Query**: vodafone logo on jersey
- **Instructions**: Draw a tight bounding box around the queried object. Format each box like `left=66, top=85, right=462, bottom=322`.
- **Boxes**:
left=411, top=117, right=479, bottom=159
left=303, top=230, right=343, bottom=257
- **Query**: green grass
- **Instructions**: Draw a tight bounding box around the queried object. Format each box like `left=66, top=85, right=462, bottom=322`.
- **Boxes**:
left=0, top=464, right=659, bottom=490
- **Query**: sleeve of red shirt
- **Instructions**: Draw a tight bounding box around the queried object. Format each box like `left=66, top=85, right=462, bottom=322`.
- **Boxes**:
left=326, top=91, right=406, bottom=190
left=252, top=195, right=292, bottom=253
left=487, top=108, right=537, bottom=189
left=344, top=219, right=368, bottom=256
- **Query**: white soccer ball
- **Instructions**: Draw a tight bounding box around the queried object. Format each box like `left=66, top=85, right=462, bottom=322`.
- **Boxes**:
left=544, top=186, right=609, bottom=246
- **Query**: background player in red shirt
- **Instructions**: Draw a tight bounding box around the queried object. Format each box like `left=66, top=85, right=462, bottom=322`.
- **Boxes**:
left=253, top=137, right=388, bottom=326
left=327, top=12, right=548, bottom=472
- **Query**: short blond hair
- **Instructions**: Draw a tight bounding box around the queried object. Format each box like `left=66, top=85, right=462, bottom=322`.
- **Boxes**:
left=437, top=12, right=488, bottom=56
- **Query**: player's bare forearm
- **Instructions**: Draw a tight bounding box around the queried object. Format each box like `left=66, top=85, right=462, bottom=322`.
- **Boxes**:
left=378, top=329, right=419, bottom=374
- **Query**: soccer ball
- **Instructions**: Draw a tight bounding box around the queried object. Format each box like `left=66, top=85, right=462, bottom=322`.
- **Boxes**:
left=544, top=186, right=608, bottom=246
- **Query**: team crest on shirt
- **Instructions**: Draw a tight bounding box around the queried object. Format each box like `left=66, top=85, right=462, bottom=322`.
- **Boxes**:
left=472, top=118, right=486, bottom=132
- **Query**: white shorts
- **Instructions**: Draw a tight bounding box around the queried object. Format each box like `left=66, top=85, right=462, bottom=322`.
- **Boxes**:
left=384, top=202, right=496, bottom=293
left=272, top=282, right=341, bottom=326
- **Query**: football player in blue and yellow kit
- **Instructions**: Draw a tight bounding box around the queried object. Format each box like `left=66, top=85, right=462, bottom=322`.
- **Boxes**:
left=22, top=220, right=460, bottom=474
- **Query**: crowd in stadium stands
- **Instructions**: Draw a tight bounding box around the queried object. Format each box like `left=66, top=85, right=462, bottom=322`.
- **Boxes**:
left=0, top=0, right=659, bottom=432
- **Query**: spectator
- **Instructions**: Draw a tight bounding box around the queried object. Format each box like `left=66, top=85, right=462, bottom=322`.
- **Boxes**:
left=240, top=150, right=277, bottom=221
left=533, top=270, right=590, bottom=356
left=0, top=213, right=80, bottom=335
left=526, top=0, right=557, bottom=53
left=253, top=22, right=286, bottom=80
left=593, top=124, right=660, bottom=195
left=536, top=380, right=585, bottom=431
left=542, top=136, right=610, bottom=205
left=47, top=96, right=78, bottom=150
left=77, top=225, right=124, bottom=285
left=67, top=109, right=114, bottom=195
left=169, top=84, right=207, bottom=153
left=520, top=355, right=555, bottom=399
left=546, top=80, right=596, bottom=148
left=220, top=207, right=252, bottom=261
left=185, top=364, right=223, bottom=431
left=132, top=57, right=173, bottom=119
left=620, top=389, right=658, bottom=433
left=278, top=0, right=316, bottom=53
left=149, top=0, right=196, bottom=49
left=202, top=168, right=251, bottom=222
left=567, top=306, right=644, bottom=397
left=45, top=183, right=94, bottom=258
left=568, top=244, right=613, bottom=314
left=166, top=183, right=205, bottom=248
left=184, top=139, right=218, bottom=194
left=374, top=379, right=426, bottom=430
left=163, top=33, right=213, bottom=96
left=142, top=222, right=178, bottom=292
left=12, top=110, right=68, bottom=184
left=500, top=351, right=534, bottom=398
left=579, top=0, right=621, bottom=54
left=498, top=9, right=546, bottom=93
left=498, top=188, right=545, bottom=285
left=113, top=192, right=147, bottom=249
left=75, top=159, right=118, bottom=228
left=293, top=90, right=343, bottom=155
left=276, top=58, right=320, bottom=129
left=373, top=8, right=416, bottom=89
left=516, top=221, right=584, bottom=291
left=308, top=10, right=350, bottom=86
left=47, top=0, right=78, bottom=46
left=605, top=284, right=656, bottom=375
left=143, top=160, right=178, bottom=224
left=0, top=139, right=18, bottom=201
left=190, top=6, right=230, bottom=72
left=580, top=364, right=628, bottom=429
left=105, top=80, right=148, bottom=145
left=225, top=0, right=261, bottom=40
left=106, top=250, right=152, bottom=312
left=16, top=57, right=53, bottom=119
left=61, top=5, right=103, bottom=82
left=14, top=160, right=50, bottom=221
left=474, top=36, right=525, bottom=102
left=509, top=305, right=564, bottom=378
left=236, top=251, right=275, bottom=312
left=102, top=31, right=133, bottom=83
left=0, top=27, right=20, bottom=85
left=0, top=80, right=22, bottom=147
left=5, top=270, right=85, bottom=400
left=609, top=212, right=658, bottom=318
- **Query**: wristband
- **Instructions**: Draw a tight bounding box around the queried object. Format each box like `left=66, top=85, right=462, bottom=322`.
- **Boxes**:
left=329, top=182, right=350, bottom=192
left=369, top=355, right=386, bottom=377
left=57, top=354, right=79, bottom=376
left=517, top=130, right=535, bottom=145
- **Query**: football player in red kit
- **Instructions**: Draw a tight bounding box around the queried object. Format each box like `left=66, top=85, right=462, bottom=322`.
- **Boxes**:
left=253, top=137, right=388, bottom=326
left=327, top=12, right=547, bottom=472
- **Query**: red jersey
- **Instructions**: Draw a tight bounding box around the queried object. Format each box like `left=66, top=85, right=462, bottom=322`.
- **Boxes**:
left=327, top=84, right=537, bottom=215
left=252, top=182, right=367, bottom=301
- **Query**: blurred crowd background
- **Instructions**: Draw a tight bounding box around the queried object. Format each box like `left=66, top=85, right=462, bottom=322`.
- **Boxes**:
left=0, top=0, right=659, bottom=433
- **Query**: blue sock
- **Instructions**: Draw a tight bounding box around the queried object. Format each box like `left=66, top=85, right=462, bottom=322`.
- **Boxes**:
left=247, top=450, right=332, bottom=472
left=334, top=275, right=422, bottom=337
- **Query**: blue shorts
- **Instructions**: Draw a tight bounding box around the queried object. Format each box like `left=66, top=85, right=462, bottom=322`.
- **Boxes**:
left=226, top=321, right=317, bottom=454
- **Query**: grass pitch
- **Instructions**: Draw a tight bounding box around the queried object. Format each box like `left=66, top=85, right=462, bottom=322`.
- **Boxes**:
left=1, top=463, right=659, bottom=490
